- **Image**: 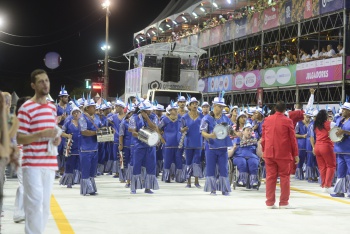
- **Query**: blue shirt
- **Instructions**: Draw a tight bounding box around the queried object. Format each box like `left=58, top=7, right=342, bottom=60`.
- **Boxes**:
left=200, top=114, right=233, bottom=149
left=181, top=113, right=203, bottom=149
left=159, top=116, right=181, bottom=148
left=62, top=119, right=80, bottom=155
left=334, top=117, right=350, bottom=153
left=79, top=113, right=101, bottom=151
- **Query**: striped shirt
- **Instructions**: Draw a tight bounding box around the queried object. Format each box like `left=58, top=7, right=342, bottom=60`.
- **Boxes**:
left=17, top=100, right=58, bottom=170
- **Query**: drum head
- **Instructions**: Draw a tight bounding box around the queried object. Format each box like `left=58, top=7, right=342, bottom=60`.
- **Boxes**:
left=214, top=124, right=228, bottom=140
left=329, top=127, right=343, bottom=143
left=147, top=132, right=160, bottom=146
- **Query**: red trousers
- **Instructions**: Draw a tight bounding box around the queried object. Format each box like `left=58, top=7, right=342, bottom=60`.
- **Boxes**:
left=265, top=158, right=291, bottom=206
left=314, top=144, right=336, bottom=188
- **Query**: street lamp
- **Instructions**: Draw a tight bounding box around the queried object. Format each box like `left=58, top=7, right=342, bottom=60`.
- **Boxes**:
left=102, top=0, right=110, bottom=99
left=101, top=45, right=111, bottom=51
left=0, top=17, right=4, bottom=27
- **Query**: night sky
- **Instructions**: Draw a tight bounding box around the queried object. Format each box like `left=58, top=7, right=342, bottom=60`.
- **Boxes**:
left=0, top=0, right=171, bottom=98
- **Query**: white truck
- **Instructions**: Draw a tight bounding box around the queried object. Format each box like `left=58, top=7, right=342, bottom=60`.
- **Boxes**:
left=123, top=43, right=206, bottom=106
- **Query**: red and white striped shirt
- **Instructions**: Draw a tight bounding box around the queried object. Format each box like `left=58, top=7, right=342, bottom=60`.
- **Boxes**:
left=17, top=100, right=58, bottom=170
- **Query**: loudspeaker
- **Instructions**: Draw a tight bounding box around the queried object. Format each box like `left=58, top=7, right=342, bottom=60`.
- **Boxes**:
left=161, top=57, right=181, bottom=82
left=144, top=56, right=157, bottom=67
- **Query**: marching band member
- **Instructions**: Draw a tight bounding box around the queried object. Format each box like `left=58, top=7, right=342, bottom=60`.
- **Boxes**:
left=331, top=102, right=350, bottom=197
left=231, top=123, right=260, bottom=188
left=79, top=97, right=101, bottom=195
left=128, top=100, right=159, bottom=194
left=201, top=102, right=210, bottom=116
left=253, top=108, right=264, bottom=140
left=119, top=103, right=134, bottom=188
left=108, top=99, right=126, bottom=178
left=294, top=112, right=311, bottom=180
left=177, top=95, right=187, bottom=117
left=305, top=110, right=319, bottom=182
left=154, top=104, right=165, bottom=178
left=312, top=109, right=336, bottom=193
left=99, top=100, right=113, bottom=176
left=56, top=86, right=72, bottom=177
left=201, top=94, right=233, bottom=195
left=159, top=102, right=184, bottom=183
left=60, top=107, right=82, bottom=188
left=289, top=89, right=315, bottom=128
left=181, top=97, right=204, bottom=188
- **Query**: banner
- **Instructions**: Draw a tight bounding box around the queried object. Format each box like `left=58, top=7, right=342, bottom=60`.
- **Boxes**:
left=190, top=34, right=198, bottom=48
left=232, top=70, right=261, bottom=90
left=199, top=30, right=210, bottom=48
left=262, top=7, right=279, bottom=31
left=208, top=75, right=232, bottom=92
left=320, top=0, right=344, bottom=14
left=197, top=78, right=208, bottom=92
left=296, top=57, right=343, bottom=84
left=223, top=21, right=232, bottom=41
left=250, top=12, right=261, bottom=34
left=234, top=17, right=247, bottom=39
left=346, top=56, right=350, bottom=80
left=304, top=0, right=313, bottom=19
left=285, top=0, right=292, bottom=24
left=261, top=65, right=296, bottom=87
left=209, top=25, right=223, bottom=46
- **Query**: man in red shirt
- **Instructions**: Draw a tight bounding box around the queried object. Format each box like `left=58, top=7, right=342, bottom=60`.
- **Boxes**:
left=262, top=101, right=299, bottom=209
left=17, top=69, right=61, bottom=234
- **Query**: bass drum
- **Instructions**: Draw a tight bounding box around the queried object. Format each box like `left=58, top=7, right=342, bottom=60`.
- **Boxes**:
left=213, top=124, right=229, bottom=140
left=329, top=127, right=344, bottom=143
left=138, top=127, right=160, bottom=147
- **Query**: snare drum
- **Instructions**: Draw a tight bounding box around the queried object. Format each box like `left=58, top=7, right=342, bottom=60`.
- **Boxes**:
left=138, top=127, right=160, bottom=146
left=213, top=123, right=229, bottom=140
left=329, top=127, right=344, bottom=143
left=97, top=127, right=114, bottom=142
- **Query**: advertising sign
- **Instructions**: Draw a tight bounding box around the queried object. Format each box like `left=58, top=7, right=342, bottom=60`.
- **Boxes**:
left=208, top=75, right=232, bottom=92
left=296, top=57, right=343, bottom=84
left=261, top=65, right=296, bottom=87
left=262, top=7, right=279, bottom=31
left=197, top=78, right=208, bottom=93
left=284, top=0, right=292, bottom=24
left=232, top=70, right=261, bottom=90
left=319, top=0, right=344, bottom=14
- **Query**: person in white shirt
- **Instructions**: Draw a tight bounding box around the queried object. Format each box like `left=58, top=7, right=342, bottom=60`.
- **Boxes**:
left=336, top=44, right=343, bottom=57
left=326, top=44, right=336, bottom=57
left=311, top=49, right=319, bottom=59
left=319, top=47, right=326, bottom=57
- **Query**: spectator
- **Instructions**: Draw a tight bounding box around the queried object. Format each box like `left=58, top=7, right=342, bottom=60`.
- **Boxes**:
left=319, top=47, right=327, bottom=57
left=326, top=44, right=336, bottom=57
left=335, top=44, right=343, bottom=57
left=17, top=69, right=61, bottom=234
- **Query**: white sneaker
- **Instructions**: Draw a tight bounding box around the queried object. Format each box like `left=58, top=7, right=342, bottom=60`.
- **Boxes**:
left=279, top=204, right=296, bottom=209
left=324, top=187, right=334, bottom=194
left=267, top=205, right=278, bottom=209
left=238, top=181, right=244, bottom=186
left=13, top=217, right=25, bottom=223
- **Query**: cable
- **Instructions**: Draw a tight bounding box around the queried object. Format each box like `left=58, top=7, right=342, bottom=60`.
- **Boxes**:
left=0, top=9, right=100, bottom=38
left=0, top=16, right=104, bottom=47
left=109, top=59, right=128, bottom=64
left=108, top=67, right=127, bottom=72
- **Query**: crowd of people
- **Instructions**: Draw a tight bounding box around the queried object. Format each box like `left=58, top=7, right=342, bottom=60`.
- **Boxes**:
left=197, top=43, right=344, bottom=79
left=1, top=69, right=350, bottom=233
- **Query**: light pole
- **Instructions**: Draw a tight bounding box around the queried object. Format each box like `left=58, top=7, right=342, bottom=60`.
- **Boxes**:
left=102, top=0, right=110, bottom=99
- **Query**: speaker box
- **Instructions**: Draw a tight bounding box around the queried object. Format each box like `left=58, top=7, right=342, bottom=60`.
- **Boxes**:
left=144, top=56, right=157, bottom=67
left=161, top=57, right=181, bottom=82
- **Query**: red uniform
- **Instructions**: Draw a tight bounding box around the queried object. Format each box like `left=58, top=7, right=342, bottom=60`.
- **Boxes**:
left=314, top=121, right=336, bottom=188
left=262, top=112, right=298, bottom=206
